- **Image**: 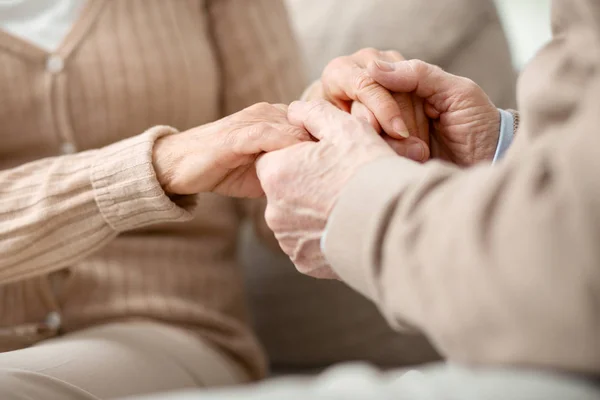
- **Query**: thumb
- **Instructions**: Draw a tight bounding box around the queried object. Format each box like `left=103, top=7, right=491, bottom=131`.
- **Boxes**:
left=367, top=59, right=460, bottom=100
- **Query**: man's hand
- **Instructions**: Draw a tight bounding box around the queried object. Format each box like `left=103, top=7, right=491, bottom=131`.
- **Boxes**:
left=369, top=60, right=500, bottom=166
left=256, top=100, right=400, bottom=278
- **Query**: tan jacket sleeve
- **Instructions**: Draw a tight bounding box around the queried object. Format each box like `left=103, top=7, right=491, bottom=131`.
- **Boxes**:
left=324, top=101, right=600, bottom=373
left=0, top=126, right=194, bottom=285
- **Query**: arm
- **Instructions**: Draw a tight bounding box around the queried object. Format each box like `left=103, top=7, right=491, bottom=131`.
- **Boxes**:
left=0, top=127, right=193, bottom=285
left=324, top=104, right=599, bottom=372
left=206, top=0, right=306, bottom=249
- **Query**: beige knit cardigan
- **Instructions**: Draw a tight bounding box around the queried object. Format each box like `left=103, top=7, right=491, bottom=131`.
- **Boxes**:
left=0, top=0, right=306, bottom=379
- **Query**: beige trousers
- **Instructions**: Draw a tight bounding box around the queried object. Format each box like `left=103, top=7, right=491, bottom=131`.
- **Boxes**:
left=0, top=321, right=247, bottom=400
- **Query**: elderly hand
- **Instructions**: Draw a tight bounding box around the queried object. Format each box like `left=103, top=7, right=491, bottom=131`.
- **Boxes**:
left=369, top=60, right=500, bottom=166
left=153, top=103, right=310, bottom=198
left=256, top=100, right=400, bottom=278
left=304, top=48, right=430, bottom=162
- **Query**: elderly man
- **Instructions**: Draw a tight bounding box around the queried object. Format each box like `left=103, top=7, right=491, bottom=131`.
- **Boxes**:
left=133, top=0, right=599, bottom=398
left=245, top=0, right=517, bottom=372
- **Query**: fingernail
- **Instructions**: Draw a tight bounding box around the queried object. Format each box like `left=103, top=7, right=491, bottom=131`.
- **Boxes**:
left=407, top=143, right=425, bottom=161
left=374, top=60, right=396, bottom=72
left=391, top=117, right=410, bottom=138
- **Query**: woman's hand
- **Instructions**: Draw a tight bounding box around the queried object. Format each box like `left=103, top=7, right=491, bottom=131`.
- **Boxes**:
left=369, top=60, right=500, bottom=166
left=304, top=48, right=430, bottom=162
left=303, top=48, right=426, bottom=139
left=152, top=103, right=310, bottom=198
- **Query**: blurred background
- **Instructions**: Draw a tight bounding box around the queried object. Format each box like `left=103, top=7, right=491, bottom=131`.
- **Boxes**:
left=494, top=0, right=551, bottom=70
left=286, top=0, right=552, bottom=74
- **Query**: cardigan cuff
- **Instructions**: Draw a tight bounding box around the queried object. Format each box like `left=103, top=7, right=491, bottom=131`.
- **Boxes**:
left=91, top=126, right=195, bottom=232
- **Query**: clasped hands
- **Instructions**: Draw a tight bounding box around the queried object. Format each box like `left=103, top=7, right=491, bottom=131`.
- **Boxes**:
left=153, top=48, right=502, bottom=278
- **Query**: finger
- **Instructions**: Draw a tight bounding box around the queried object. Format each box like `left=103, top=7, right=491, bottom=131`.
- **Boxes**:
left=351, top=101, right=381, bottom=133
left=425, top=101, right=440, bottom=119
left=234, top=122, right=309, bottom=158
left=255, top=145, right=308, bottom=194
left=413, top=96, right=430, bottom=147
left=322, top=58, right=410, bottom=139
left=352, top=49, right=419, bottom=139
left=391, top=92, right=420, bottom=138
left=288, top=100, right=366, bottom=142
left=255, top=150, right=276, bottom=184
left=383, top=136, right=430, bottom=162
left=353, top=50, right=414, bottom=138
left=368, top=59, right=464, bottom=102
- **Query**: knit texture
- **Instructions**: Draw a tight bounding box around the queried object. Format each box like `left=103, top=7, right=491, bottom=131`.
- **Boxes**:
left=0, top=0, right=306, bottom=380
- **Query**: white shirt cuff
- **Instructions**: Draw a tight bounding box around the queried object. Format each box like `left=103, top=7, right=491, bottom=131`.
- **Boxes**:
left=493, top=109, right=515, bottom=164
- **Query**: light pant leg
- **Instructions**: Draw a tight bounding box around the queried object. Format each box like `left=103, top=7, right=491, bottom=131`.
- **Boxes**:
left=0, top=321, right=247, bottom=400
left=127, top=362, right=600, bottom=400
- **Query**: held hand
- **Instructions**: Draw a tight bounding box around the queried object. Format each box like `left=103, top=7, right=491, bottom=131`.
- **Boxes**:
left=256, top=100, right=399, bottom=279
left=351, top=98, right=430, bottom=162
left=153, top=103, right=310, bottom=198
left=369, top=60, right=500, bottom=166
left=305, top=48, right=428, bottom=144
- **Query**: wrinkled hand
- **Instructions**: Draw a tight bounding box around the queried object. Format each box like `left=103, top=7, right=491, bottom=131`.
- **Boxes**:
left=256, top=100, right=399, bottom=279
left=369, top=60, right=500, bottom=166
left=153, top=103, right=310, bottom=198
left=304, top=48, right=430, bottom=162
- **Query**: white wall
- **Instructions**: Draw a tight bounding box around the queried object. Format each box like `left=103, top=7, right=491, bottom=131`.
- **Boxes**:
left=494, top=0, right=552, bottom=70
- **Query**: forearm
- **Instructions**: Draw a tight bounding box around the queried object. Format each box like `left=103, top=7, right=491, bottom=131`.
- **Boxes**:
left=324, top=136, right=599, bottom=373
left=0, top=126, right=194, bottom=285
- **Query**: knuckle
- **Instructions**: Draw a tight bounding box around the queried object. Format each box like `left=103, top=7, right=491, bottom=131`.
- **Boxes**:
left=381, top=49, right=404, bottom=61
left=248, top=101, right=273, bottom=114
left=460, top=77, right=481, bottom=93
left=323, top=56, right=351, bottom=77
left=354, top=70, right=378, bottom=93
left=407, top=59, right=427, bottom=75
left=246, top=122, right=269, bottom=140
left=287, top=126, right=311, bottom=142
left=354, top=47, right=379, bottom=59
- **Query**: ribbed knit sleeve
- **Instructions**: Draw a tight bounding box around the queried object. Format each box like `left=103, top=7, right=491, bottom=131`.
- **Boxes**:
left=0, top=126, right=194, bottom=285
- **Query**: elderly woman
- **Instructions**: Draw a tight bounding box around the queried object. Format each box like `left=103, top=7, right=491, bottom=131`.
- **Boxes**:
left=0, top=1, right=311, bottom=399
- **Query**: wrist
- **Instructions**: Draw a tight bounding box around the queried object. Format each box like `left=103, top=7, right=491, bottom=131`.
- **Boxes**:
left=152, top=133, right=182, bottom=195
left=474, top=107, right=501, bottom=163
